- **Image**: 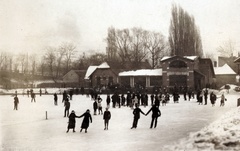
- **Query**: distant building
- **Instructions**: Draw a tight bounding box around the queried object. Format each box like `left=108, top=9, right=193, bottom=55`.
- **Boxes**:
left=62, top=70, right=86, bottom=87
left=84, top=61, right=151, bottom=88
left=118, top=56, right=215, bottom=91
left=218, top=56, right=238, bottom=73
left=214, top=64, right=237, bottom=88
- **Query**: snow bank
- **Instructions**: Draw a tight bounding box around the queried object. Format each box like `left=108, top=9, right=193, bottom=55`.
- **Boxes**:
left=162, top=107, right=240, bottom=151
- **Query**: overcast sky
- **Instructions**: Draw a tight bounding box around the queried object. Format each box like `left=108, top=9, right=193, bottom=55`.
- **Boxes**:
left=0, top=0, right=240, bottom=57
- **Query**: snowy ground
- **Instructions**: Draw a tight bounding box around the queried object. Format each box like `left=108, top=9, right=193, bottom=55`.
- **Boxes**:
left=0, top=89, right=239, bottom=151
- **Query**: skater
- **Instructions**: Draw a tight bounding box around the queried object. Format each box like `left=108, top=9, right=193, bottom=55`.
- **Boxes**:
left=31, top=91, right=36, bottom=102
left=98, top=96, right=103, bottom=115
left=103, top=107, right=111, bottom=130
left=150, top=94, right=154, bottom=105
left=220, top=93, right=226, bottom=107
left=64, top=98, right=70, bottom=117
left=131, top=104, right=145, bottom=129
left=79, top=109, right=92, bottom=133
left=13, top=95, right=19, bottom=110
left=62, top=90, right=68, bottom=103
left=204, top=89, right=208, bottom=105
left=188, top=88, right=192, bottom=101
left=66, top=110, right=80, bottom=133
left=146, top=105, right=161, bottom=128
left=210, top=92, right=216, bottom=107
left=54, top=93, right=58, bottom=105
left=106, top=94, right=111, bottom=108
left=121, top=94, right=126, bottom=106
left=93, top=100, right=98, bottom=115
left=69, top=89, right=73, bottom=100
left=39, top=88, right=42, bottom=96
left=197, top=90, right=203, bottom=105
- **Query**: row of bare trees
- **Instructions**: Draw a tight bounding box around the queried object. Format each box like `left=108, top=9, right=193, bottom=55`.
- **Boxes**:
left=106, top=27, right=169, bottom=68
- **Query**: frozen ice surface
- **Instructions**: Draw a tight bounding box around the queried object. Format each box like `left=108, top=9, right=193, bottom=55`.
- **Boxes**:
left=0, top=89, right=239, bottom=151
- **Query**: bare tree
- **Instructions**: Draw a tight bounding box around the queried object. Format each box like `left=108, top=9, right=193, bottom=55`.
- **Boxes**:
left=44, top=47, right=56, bottom=77
left=60, top=43, right=76, bottom=73
left=17, top=53, right=27, bottom=73
left=145, top=31, right=166, bottom=68
left=115, top=29, right=132, bottom=63
left=56, top=46, right=66, bottom=77
left=106, top=27, right=118, bottom=61
left=217, top=39, right=236, bottom=57
left=130, top=28, right=148, bottom=64
left=29, top=54, right=37, bottom=76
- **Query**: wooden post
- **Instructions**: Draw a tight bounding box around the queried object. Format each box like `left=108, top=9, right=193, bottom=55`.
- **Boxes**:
left=46, top=111, right=48, bottom=120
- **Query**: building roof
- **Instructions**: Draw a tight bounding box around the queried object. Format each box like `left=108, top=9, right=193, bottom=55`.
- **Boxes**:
left=214, top=64, right=236, bottom=75
left=161, top=56, right=198, bottom=62
left=84, top=66, right=98, bottom=80
left=119, top=69, right=162, bottom=76
left=98, top=62, right=110, bottom=69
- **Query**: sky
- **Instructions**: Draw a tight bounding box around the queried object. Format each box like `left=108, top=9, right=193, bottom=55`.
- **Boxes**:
left=0, top=0, right=240, bottom=57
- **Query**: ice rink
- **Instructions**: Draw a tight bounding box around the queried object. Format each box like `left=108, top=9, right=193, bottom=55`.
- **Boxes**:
left=0, top=91, right=239, bottom=151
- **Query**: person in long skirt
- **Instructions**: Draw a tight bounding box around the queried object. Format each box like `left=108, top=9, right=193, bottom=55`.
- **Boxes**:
left=103, top=108, right=111, bottom=130
left=79, top=109, right=92, bottom=133
left=66, top=110, right=80, bottom=133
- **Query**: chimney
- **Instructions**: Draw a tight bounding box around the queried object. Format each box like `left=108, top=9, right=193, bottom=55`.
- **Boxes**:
left=213, top=61, right=217, bottom=67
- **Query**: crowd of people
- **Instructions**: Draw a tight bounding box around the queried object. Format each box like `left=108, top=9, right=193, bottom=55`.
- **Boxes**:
left=12, top=87, right=228, bottom=134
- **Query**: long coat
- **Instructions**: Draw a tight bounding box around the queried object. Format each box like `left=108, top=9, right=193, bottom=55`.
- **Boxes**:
left=79, top=112, right=92, bottom=129
left=67, top=113, right=79, bottom=129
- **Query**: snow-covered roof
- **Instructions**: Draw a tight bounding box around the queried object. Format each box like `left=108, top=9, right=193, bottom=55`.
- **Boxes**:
left=119, top=69, right=162, bottom=76
left=84, top=66, right=98, bottom=79
left=161, top=56, right=198, bottom=61
left=98, top=62, right=110, bottom=69
left=214, top=64, right=236, bottom=75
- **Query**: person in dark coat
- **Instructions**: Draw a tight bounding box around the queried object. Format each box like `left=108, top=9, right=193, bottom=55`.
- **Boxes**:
left=131, top=104, right=145, bottom=129
left=220, top=94, right=226, bottom=107
left=146, top=105, right=161, bottom=128
left=31, top=92, right=36, bottom=102
left=121, top=94, right=126, bottom=106
left=13, top=95, right=19, bottom=110
left=106, top=95, right=111, bottom=108
left=62, top=91, right=68, bottom=103
left=103, top=108, right=111, bottom=130
left=54, top=93, right=58, bottom=105
left=64, top=98, right=70, bottom=117
left=204, top=89, right=208, bottom=105
left=154, top=95, right=160, bottom=107
left=210, top=92, right=216, bottom=107
left=79, top=109, right=92, bottom=133
left=93, top=100, right=98, bottom=115
left=69, top=89, right=74, bottom=100
left=66, top=110, right=80, bottom=133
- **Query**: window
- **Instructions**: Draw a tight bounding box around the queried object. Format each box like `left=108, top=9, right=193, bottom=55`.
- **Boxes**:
left=169, top=60, right=187, bottom=68
left=96, top=76, right=101, bottom=86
